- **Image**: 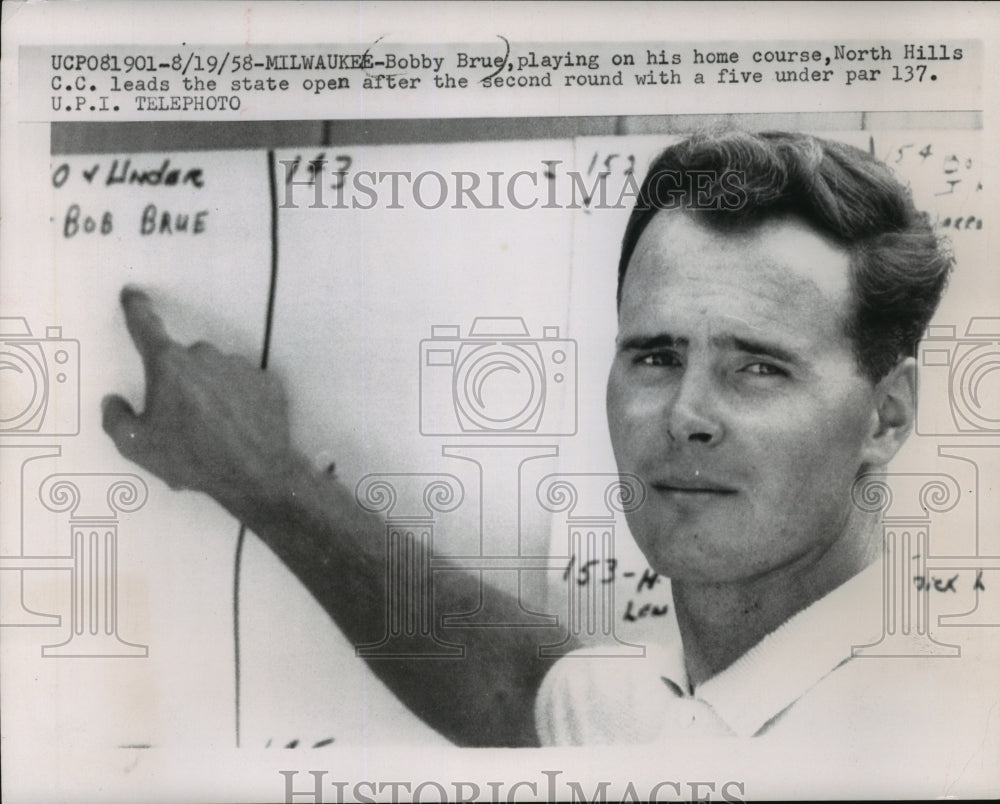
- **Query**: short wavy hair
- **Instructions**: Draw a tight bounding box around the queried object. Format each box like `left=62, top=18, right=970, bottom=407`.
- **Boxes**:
left=617, top=131, right=954, bottom=381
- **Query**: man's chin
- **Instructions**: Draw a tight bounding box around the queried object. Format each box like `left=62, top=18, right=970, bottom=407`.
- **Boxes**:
left=631, top=517, right=751, bottom=582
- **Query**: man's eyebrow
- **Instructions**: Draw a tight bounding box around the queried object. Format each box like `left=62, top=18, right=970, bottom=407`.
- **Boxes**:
left=724, top=336, right=801, bottom=364
left=616, top=333, right=687, bottom=351
left=616, top=332, right=804, bottom=365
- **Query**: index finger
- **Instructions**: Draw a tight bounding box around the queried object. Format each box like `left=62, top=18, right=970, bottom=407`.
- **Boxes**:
left=120, top=285, right=174, bottom=363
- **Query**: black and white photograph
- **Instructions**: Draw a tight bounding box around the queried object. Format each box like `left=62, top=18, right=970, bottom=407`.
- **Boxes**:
left=1, top=2, right=998, bottom=801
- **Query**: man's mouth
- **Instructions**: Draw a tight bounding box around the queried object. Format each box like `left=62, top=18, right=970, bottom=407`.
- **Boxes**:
left=651, top=477, right=738, bottom=495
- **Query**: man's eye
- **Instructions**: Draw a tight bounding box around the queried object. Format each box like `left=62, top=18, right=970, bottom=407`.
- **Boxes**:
left=741, top=362, right=786, bottom=377
left=638, top=352, right=681, bottom=367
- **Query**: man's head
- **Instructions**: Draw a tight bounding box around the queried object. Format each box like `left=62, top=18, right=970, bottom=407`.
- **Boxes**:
left=607, top=131, right=952, bottom=586
left=618, top=131, right=953, bottom=382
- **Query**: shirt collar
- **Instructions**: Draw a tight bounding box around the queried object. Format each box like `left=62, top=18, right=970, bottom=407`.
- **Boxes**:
left=661, top=561, right=884, bottom=737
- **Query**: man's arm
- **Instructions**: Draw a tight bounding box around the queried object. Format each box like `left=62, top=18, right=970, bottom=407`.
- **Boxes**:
left=102, top=287, right=575, bottom=747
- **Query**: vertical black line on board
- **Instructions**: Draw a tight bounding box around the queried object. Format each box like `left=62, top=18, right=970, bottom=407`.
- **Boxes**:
left=261, top=149, right=281, bottom=371
left=234, top=148, right=281, bottom=748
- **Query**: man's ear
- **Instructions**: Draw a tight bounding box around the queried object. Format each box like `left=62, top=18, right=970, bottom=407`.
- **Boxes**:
left=862, top=356, right=916, bottom=467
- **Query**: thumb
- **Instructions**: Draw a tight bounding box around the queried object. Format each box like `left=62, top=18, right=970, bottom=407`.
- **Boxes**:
left=102, top=394, right=144, bottom=458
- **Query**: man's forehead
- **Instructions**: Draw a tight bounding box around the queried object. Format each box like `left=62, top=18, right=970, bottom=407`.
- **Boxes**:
left=619, top=210, right=855, bottom=349
left=623, top=210, right=853, bottom=311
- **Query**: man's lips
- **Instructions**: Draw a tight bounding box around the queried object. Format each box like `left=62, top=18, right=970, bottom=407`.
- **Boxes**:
left=651, top=477, right=738, bottom=494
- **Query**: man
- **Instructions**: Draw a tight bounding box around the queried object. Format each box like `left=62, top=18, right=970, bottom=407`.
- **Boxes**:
left=102, top=131, right=954, bottom=746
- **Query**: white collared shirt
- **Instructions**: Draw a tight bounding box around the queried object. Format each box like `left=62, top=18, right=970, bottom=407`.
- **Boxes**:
left=534, top=562, right=986, bottom=744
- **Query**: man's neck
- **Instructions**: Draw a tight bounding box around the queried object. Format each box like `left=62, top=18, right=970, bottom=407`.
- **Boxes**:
left=672, top=512, right=881, bottom=688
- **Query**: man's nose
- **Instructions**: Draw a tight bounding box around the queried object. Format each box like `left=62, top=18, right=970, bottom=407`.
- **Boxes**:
left=665, top=366, right=724, bottom=445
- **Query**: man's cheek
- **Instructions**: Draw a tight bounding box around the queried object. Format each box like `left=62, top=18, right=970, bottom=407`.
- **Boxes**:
left=610, top=398, right=654, bottom=450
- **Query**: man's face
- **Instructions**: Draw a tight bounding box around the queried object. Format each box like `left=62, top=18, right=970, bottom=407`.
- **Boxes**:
left=607, top=210, right=881, bottom=584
